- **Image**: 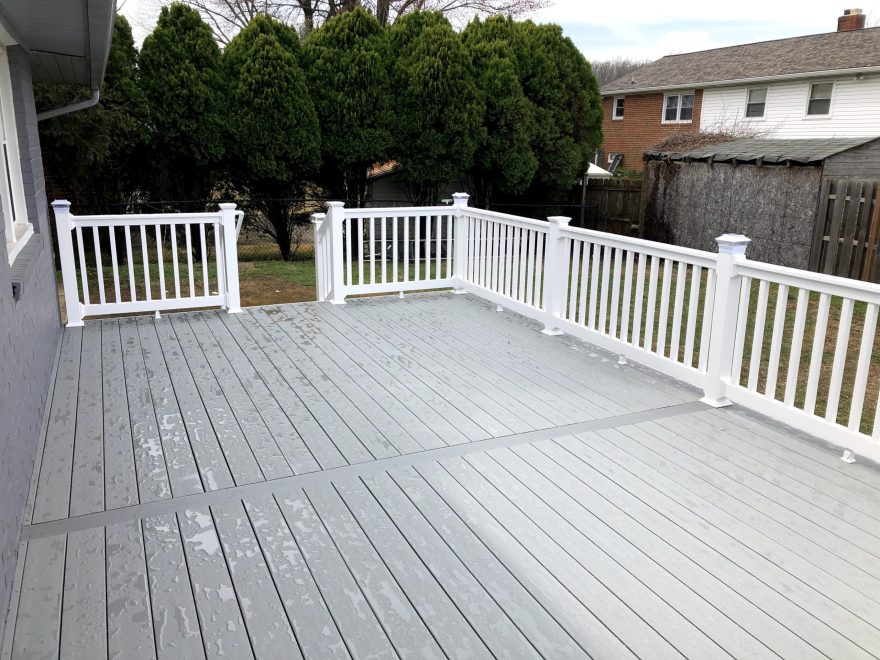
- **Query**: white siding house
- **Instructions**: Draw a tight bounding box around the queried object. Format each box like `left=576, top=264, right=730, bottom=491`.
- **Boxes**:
left=700, top=75, right=880, bottom=138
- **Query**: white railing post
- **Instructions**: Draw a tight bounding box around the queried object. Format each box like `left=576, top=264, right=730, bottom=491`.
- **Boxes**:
left=452, top=192, right=469, bottom=293
left=312, top=212, right=328, bottom=301
left=52, top=200, right=84, bottom=327
left=219, top=203, right=241, bottom=314
left=701, top=233, right=750, bottom=407
left=327, top=201, right=347, bottom=304
left=541, top=215, right=571, bottom=335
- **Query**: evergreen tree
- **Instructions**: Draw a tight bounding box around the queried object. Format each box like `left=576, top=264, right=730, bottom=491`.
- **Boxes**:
left=462, top=16, right=537, bottom=207
left=510, top=21, right=603, bottom=203
left=36, top=15, right=146, bottom=212
left=303, top=7, right=392, bottom=207
left=139, top=3, right=226, bottom=202
left=387, top=11, right=484, bottom=204
left=224, top=15, right=321, bottom=260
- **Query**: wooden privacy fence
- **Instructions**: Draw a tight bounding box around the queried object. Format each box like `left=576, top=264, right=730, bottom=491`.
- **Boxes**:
left=53, top=200, right=243, bottom=326
left=315, top=194, right=880, bottom=464
left=810, top=178, right=880, bottom=282
left=582, top=178, right=642, bottom=234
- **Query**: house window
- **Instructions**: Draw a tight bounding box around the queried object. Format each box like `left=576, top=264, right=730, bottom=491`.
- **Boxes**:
left=613, top=96, right=625, bottom=120
left=0, top=46, right=30, bottom=265
left=663, top=92, right=694, bottom=123
left=746, top=87, right=767, bottom=118
left=807, top=82, right=833, bottom=115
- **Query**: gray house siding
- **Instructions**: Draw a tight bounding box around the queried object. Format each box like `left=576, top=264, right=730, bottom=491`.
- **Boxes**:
left=0, top=46, right=62, bottom=644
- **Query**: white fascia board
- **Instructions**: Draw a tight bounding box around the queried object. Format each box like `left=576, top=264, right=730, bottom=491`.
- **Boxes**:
left=600, top=65, right=880, bottom=97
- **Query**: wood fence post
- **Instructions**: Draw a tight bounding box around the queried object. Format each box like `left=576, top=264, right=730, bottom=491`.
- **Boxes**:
left=701, top=233, right=750, bottom=406
left=452, top=192, right=469, bottom=293
left=327, top=201, right=347, bottom=304
left=541, top=215, right=571, bottom=335
left=52, top=200, right=84, bottom=327
left=219, top=203, right=241, bottom=313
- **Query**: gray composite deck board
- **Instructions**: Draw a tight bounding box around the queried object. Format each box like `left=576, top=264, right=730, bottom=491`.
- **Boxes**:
left=225, top=312, right=396, bottom=463
left=326, top=301, right=539, bottom=434
left=105, top=519, right=155, bottom=660
left=150, top=318, right=236, bottom=492
left=252, top=307, right=444, bottom=451
left=552, top=431, right=878, bottom=658
left=11, top=294, right=880, bottom=660
left=101, top=320, right=139, bottom=510
left=209, top=311, right=358, bottom=468
left=239, top=309, right=417, bottom=457
left=142, top=513, right=205, bottom=659
left=181, top=314, right=294, bottom=480
left=199, top=312, right=334, bottom=471
left=31, top=328, right=81, bottom=523
left=282, top=304, right=472, bottom=445
left=119, top=318, right=173, bottom=504
left=60, top=528, right=106, bottom=660
left=69, top=324, right=104, bottom=516
left=136, top=318, right=205, bottom=498
left=387, top=295, right=691, bottom=412
left=322, top=302, right=522, bottom=437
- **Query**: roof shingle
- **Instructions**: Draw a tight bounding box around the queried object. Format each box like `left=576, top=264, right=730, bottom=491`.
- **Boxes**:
left=601, top=27, right=880, bottom=94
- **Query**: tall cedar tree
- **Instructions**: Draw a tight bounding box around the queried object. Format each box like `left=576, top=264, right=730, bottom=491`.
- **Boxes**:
left=303, top=8, right=392, bottom=207
left=510, top=21, right=602, bottom=203
left=224, top=15, right=321, bottom=260
left=139, top=3, right=226, bottom=203
left=462, top=16, right=537, bottom=207
left=387, top=12, right=484, bottom=204
left=36, top=15, right=147, bottom=212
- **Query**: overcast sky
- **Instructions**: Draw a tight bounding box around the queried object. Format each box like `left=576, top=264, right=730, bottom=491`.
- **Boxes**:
left=119, top=0, right=880, bottom=62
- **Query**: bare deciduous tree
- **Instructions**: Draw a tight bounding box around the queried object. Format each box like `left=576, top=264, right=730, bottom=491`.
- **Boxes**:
left=170, top=0, right=550, bottom=41
left=590, top=57, right=653, bottom=87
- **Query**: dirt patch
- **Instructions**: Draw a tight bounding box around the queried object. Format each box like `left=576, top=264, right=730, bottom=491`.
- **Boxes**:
left=239, top=273, right=316, bottom=307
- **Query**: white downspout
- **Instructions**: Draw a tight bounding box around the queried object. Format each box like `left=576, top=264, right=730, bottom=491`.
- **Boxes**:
left=37, top=88, right=100, bottom=122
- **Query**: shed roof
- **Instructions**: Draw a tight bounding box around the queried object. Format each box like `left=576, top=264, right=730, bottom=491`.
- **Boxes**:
left=644, top=137, right=880, bottom=166
left=601, top=27, right=880, bottom=95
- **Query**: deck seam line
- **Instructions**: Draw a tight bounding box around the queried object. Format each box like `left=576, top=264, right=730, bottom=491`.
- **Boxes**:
left=20, top=400, right=708, bottom=541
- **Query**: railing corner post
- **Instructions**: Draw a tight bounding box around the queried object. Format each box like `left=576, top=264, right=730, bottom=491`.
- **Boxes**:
left=701, top=233, right=750, bottom=407
left=311, top=212, right=328, bottom=301
left=452, top=192, right=469, bottom=294
left=52, top=199, right=83, bottom=327
left=327, top=201, right=347, bottom=305
left=541, top=215, right=571, bottom=336
left=219, top=202, right=241, bottom=314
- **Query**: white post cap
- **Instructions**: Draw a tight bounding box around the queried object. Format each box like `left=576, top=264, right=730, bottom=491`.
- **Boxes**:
left=715, top=233, right=751, bottom=255
left=311, top=212, right=326, bottom=224
left=51, top=199, right=71, bottom=209
left=218, top=202, right=237, bottom=210
left=326, top=201, right=346, bottom=208
left=452, top=192, right=469, bottom=207
left=547, top=216, right=571, bottom=226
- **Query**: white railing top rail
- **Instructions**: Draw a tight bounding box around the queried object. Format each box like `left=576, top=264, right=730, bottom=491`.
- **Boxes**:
left=560, top=223, right=719, bottom=269
left=736, top=258, right=880, bottom=303
left=342, top=205, right=453, bottom=217
left=464, top=207, right=549, bottom=231
left=71, top=211, right=223, bottom=227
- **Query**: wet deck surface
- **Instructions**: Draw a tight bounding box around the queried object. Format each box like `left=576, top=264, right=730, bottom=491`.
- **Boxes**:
left=5, top=293, right=880, bottom=659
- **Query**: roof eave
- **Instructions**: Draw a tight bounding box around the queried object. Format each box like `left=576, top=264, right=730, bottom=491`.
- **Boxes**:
left=601, top=64, right=880, bottom=97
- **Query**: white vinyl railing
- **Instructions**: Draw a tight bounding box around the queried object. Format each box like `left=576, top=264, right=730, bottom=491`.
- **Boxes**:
left=315, top=193, right=880, bottom=463
left=53, top=200, right=242, bottom=326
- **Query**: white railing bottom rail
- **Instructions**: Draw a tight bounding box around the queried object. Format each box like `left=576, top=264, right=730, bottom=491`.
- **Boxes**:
left=53, top=200, right=242, bottom=326
left=314, top=194, right=880, bottom=464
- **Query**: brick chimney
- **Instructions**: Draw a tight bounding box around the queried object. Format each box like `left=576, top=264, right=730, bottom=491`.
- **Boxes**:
left=838, top=8, right=866, bottom=31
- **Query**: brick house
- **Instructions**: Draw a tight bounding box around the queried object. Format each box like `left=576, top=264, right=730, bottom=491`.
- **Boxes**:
left=599, top=8, right=880, bottom=171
